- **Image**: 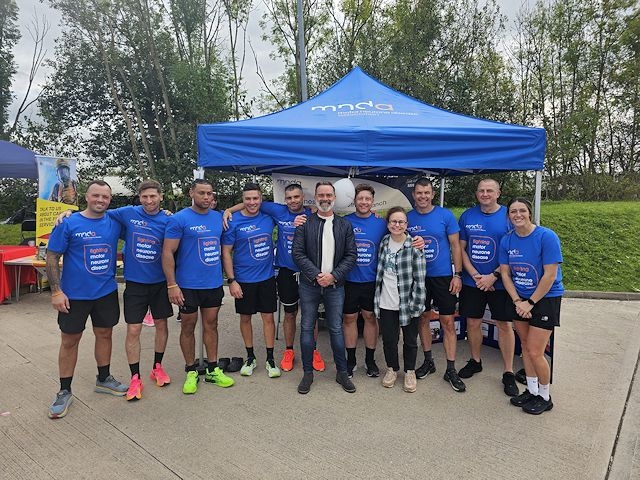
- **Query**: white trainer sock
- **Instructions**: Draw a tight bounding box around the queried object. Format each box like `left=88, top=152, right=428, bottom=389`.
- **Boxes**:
left=538, top=383, right=550, bottom=401
left=526, top=376, right=539, bottom=395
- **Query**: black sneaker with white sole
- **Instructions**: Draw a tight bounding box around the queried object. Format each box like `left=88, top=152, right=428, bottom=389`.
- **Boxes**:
left=365, top=361, right=380, bottom=378
left=443, top=369, right=466, bottom=392
left=415, top=358, right=436, bottom=379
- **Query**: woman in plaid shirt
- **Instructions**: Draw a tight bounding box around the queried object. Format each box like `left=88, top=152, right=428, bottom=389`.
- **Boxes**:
left=373, top=207, right=427, bottom=393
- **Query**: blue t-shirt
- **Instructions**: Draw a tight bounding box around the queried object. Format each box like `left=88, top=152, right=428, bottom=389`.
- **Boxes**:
left=260, top=201, right=311, bottom=271
left=164, top=208, right=224, bottom=289
left=48, top=213, right=121, bottom=300
left=108, top=206, right=170, bottom=284
left=498, top=226, right=564, bottom=298
left=344, top=213, right=388, bottom=283
left=222, top=211, right=276, bottom=283
left=458, top=205, right=512, bottom=289
left=407, top=206, right=460, bottom=277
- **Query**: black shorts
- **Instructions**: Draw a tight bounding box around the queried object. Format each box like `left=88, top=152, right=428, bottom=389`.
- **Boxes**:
left=343, top=281, right=375, bottom=314
left=507, top=296, right=562, bottom=331
left=58, top=290, right=120, bottom=334
left=459, top=285, right=511, bottom=321
left=124, top=281, right=174, bottom=324
left=180, top=286, right=224, bottom=314
left=277, top=268, right=299, bottom=313
left=425, top=276, right=457, bottom=316
left=235, top=277, right=277, bottom=315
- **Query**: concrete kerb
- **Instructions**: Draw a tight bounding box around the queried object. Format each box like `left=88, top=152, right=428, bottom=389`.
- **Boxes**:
left=564, top=290, right=640, bottom=302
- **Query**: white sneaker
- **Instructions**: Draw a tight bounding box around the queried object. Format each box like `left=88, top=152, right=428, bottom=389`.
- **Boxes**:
left=382, top=368, right=397, bottom=388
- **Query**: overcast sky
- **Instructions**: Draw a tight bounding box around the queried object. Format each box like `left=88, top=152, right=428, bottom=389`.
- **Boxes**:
left=9, top=0, right=531, bottom=123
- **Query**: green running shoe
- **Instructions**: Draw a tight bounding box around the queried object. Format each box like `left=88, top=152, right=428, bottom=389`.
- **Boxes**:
left=182, top=370, right=199, bottom=394
left=205, top=367, right=234, bottom=388
left=240, top=358, right=257, bottom=376
left=266, top=361, right=281, bottom=378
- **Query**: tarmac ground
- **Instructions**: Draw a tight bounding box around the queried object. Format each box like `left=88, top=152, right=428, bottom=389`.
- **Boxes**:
left=1, top=286, right=639, bottom=480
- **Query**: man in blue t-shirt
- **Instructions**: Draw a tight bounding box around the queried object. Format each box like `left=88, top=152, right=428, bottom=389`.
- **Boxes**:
left=406, top=177, right=465, bottom=392
left=457, top=179, right=519, bottom=397
left=108, top=180, right=175, bottom=401
left=46, top=180, right=128, bottom=419
left=342, top=184, right=387, bottom=378
left=223, top=183, right=326, bottom=373
left=162, top=179, right=235, bottom=395
left=222, top=183, right=280, bottom=378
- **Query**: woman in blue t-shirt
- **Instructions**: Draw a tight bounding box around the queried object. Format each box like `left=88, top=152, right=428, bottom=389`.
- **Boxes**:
left=498, top=197, right=564, bottom=416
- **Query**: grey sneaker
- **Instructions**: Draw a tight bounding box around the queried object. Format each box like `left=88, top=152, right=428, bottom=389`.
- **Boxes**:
left=48, top=390, right=73, bottom=419
left=336, top=371, right=356, bottom=393
left=95, top=375, right=128, bottom=396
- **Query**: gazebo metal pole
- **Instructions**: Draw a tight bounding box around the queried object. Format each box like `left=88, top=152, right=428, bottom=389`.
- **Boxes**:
left=534, top=170, right=542, bottom=225
left=296, top=0, right=308, bottom=101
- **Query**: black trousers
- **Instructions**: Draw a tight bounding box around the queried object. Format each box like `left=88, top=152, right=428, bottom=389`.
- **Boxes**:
left=378, top=309, right=419, bottom=372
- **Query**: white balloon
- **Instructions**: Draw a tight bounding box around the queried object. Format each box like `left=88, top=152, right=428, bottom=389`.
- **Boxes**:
left=333, top=178, right=355, bottom=209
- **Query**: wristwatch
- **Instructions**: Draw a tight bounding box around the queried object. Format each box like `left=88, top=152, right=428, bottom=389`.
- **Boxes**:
left=492, top=271, right=501, bottom=279
left=227, top=278, right=236, bottom=285
left=453, top=271, right=463, bottom=278
left=526, top=298, right=536, bottom=306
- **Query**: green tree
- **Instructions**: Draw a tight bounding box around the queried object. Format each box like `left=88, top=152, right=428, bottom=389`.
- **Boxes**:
left=0, top=0, right=20, bottom=139
left=37, top=0, right=231, bottom=193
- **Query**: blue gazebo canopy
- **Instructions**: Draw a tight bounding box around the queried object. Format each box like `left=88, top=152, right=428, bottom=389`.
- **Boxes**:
left=197, top=67, right=546, bottom=177
left=0, top=140, right=38, bottom=179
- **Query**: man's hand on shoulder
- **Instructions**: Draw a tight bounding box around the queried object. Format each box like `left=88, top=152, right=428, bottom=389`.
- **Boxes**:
left=223, top=209, right=233, bottom=230
left=53, top=209, right=74, bottom=227
left=294, top=214, right=308, bottom=227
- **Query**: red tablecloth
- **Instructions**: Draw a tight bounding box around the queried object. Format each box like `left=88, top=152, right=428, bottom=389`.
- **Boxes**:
left=0, top=246, right=37, bottom=301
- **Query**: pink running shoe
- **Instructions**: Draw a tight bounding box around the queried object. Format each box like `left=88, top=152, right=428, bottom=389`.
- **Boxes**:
left=126, top=374, right=143, bottom=401
left=142, top=310, right=155, bottom=327
left=313, top=350, right=325, bottom=372
left=150, top=363, right=171, bottom=387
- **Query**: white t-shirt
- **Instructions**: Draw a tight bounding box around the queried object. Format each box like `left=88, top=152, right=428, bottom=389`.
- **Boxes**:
left=320, top=214, right=335, bottom=274
left=379, top=237, right=403, bottom=311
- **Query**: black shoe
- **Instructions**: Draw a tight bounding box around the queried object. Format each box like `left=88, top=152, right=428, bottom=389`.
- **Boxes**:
left=515, top=368, right=527, bottom=385
left=415, top=358, right=436, bottom=379
left=510, top=389, right=535, bottom=407
left=297, top=372, right=314, bottom=394
left=443, top=369, right=466, bottom=392
left=458, top=359, right=482, bottom=379
left=365, top=361, right=380, bottom=378
left=336, top=371, right=356, bottom=393
left=226, top=357, right=244, bottom=372
left=502, top=372, right=519, bottom=397
left=522, top=395, right=553, bottom=415
left=218, top=357, right=230, bottom=372
left=347, top=363, right=357, bottom=378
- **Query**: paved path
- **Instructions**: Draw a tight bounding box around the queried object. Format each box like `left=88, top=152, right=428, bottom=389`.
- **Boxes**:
left=0, top=288, right=638, bottom=479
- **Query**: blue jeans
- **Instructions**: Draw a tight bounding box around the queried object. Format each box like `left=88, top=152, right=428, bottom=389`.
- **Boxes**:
left=299, top=282, right=347, bottom=373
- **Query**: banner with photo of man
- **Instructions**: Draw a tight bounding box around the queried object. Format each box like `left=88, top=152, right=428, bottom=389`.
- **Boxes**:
left=35, top=156, right=79, bottom=245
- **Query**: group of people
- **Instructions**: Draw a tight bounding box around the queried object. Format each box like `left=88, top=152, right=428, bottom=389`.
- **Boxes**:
left=45, top=176, right=563, bottom=419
